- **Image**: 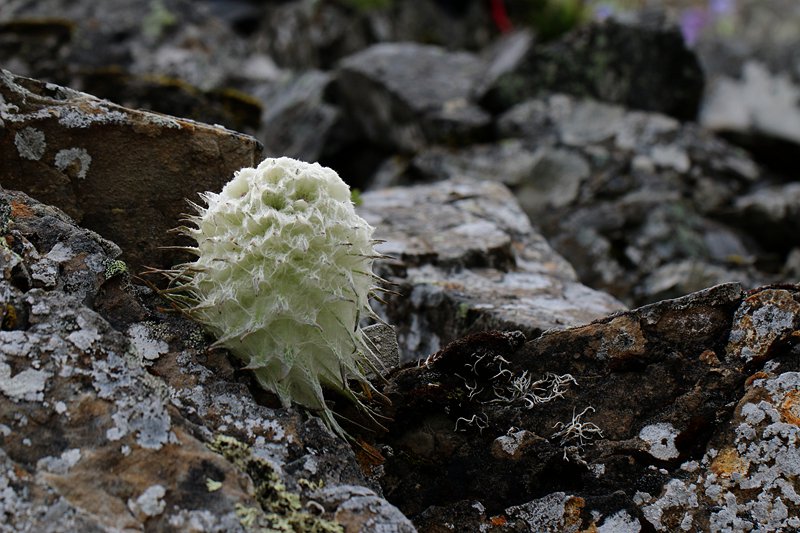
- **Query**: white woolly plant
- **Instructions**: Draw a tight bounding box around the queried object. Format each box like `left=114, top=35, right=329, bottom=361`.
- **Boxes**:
left=159, top=157, right=388, bottom=436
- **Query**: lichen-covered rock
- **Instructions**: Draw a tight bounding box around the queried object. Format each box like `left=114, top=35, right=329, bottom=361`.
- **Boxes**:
left=370, top=282, right=800, bottom=532
left=638, top=370, right=800, bottom=531
left=0, top=69, right=262, bottom=275
left=358, top=178, right=625, bottom=361
left=335, top=43, right=491, bottom=152
left=0, top=186, right=414, bottom=531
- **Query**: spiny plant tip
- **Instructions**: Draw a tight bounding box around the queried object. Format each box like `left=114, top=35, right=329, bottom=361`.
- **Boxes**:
left=159, top=157, right=387, bottom=437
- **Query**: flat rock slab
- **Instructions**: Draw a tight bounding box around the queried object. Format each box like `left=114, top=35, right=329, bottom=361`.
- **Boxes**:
left=372, top=282, right=800, bottom=531
left=0, top=69, right=262, bottom=274
left=359, top=178, right=625, bottom=361
left=0, top=187, right=414, bottom=531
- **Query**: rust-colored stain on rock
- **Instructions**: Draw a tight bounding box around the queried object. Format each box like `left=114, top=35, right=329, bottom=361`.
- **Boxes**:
left=779, top=390, right=800, bottom=425
left=710, top=448, right=750, bottom=479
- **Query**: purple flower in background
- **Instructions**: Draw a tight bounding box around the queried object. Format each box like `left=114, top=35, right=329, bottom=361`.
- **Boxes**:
left=709, top=0, right=735, bottom=16
left=594, top=4, right=614, bottom=21
left=680, top=7, right=709, bottom=46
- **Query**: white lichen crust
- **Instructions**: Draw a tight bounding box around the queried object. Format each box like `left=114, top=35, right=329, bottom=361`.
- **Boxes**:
left=163, top=157, right=383, bottom=434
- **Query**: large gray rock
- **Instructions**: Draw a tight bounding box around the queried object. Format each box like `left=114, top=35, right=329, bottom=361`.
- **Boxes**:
left=251, top=0, right=495, bottom=70
left=253, top=70, right=341, bottom=163
left=336, top=43, right=491, bottom=152
left=481, top=17, right=704, bottom=121
left=0, top=186, right=415, bottom=532
left=386, top=93, right=770, bottom=307
left=252, top=0, right=371, bottom=70
left=0, top=0, right=279, bottom=135
left=358, top=178, right=625, bottom=362
left=0, top=0, right=252, bottom=91
left=0, top=69, right=262, bottom=275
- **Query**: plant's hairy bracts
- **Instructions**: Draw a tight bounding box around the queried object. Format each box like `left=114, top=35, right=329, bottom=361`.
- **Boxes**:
left=163, top=157, right=384, bottom=436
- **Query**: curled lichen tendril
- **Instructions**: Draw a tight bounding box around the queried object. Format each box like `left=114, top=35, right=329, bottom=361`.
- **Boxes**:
left=552, top=406, right=604, bottom=460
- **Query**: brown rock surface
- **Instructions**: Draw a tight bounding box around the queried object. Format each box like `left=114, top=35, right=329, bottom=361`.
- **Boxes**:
left=371, top=282, right=800, bottom=531
left=0, top=69, right=262, bottom=275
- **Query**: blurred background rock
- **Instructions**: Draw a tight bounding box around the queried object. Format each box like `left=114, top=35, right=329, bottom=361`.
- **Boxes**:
left=2, top=0, right=798, bottom=307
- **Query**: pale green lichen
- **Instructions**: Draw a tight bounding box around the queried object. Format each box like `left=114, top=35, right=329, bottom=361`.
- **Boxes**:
left=102, top=258, right=128, bottom=280
left=160, top=157, right=386, bottom=436
left=209, top=434, right=343, bottom=532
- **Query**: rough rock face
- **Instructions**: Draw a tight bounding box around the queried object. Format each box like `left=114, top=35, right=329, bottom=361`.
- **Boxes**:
left=335, top=43, right=491, bottom=152
left=252, top=70, right=341, bottom=163
left=1, top=3, right=798, bottom=530
left=481, top=17, right=705, bottom=120
left=250, top=0, right=494, bottom=70
left=0, top=187, right=414, bottom=532
left=370, top=283, right=800, bottom=532
left=0, top=69, right=262, bottom=275
left=0, top=0, right=252, bottom=92
left=358, top=178, right=626, bottom=362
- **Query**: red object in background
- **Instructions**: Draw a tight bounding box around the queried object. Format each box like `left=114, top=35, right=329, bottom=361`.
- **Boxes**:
left=490, top=0, right=513, bottom=33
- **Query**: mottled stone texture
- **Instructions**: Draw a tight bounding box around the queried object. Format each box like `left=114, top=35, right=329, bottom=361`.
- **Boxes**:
left=0, top=187, right=414, bottom=532
left=387, top=93, right=770, bottom=308
left=358, top=178, right=626, bottom=362
left=335, top=43, right=491, bottom=152
left=0, top=69, right=262, bottom=275
left=370, top=282, right=800, bottom=532
left=481, top=18, right=704, bottom=121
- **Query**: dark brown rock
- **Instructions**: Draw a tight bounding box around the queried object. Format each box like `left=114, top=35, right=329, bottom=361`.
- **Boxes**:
left=368, top=282, right=800, bottom=530
left=0, top=69, right=262, bottom=275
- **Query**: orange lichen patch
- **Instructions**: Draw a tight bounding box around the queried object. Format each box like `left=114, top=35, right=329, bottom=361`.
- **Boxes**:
left=13, top=463, right=30, bottom=481
left=745, top=371, right=770, bottom=387
left=489, top=515, right=507, bottom=526
left=699, top=349, right=720, bottom=365
left=10, top=200, right=34, bottom=219
left=564, top=496, right=586, bottom=530
left=779, top=390, right=800, bottom=425
left=591, top=315, right=647, bottom=364
left=710, top=448, right=750, bottom=479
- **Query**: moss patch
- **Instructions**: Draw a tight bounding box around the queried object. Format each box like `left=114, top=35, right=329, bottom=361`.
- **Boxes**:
left=208, top=435, right=343, bottom=532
